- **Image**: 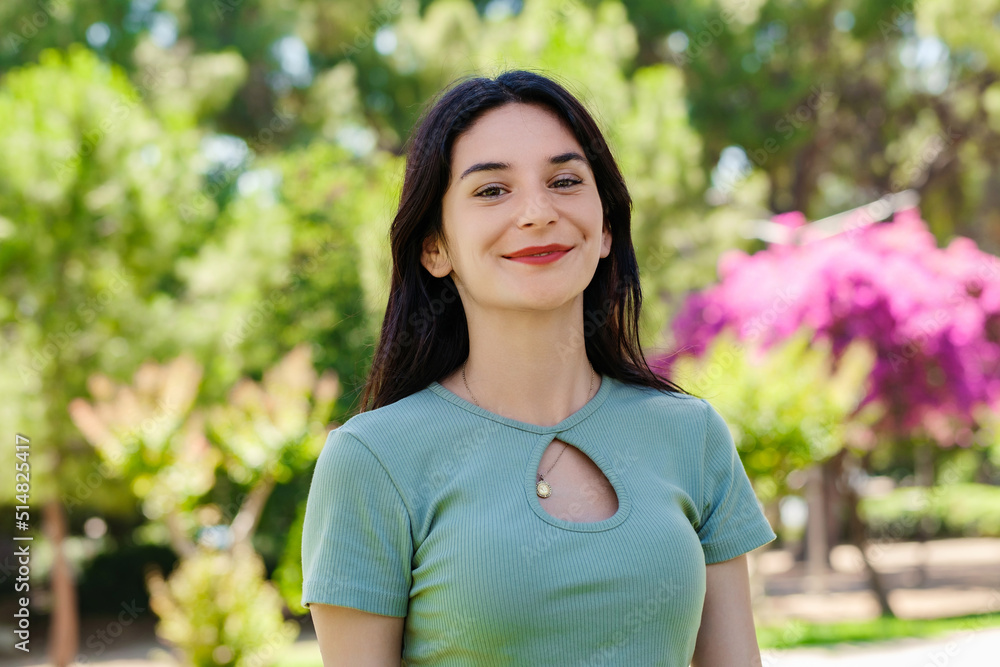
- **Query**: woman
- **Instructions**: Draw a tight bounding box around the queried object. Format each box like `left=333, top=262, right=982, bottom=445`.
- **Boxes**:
left=301, top=69, right=775, bottom=666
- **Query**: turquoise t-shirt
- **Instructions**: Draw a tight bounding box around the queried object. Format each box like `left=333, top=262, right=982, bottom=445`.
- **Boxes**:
left=301, top=374, right=776, bottom=666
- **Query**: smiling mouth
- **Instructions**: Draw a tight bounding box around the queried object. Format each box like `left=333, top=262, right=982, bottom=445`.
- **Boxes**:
left=502, top=248, right=572, bottom=265
left=503, top=248, right=573, bottom=259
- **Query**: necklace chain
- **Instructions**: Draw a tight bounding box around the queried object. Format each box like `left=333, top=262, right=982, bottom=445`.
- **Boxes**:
left=461, top=362, right=596, bottom=495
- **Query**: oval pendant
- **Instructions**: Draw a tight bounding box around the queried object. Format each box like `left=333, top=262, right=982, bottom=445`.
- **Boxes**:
left=536, top=480, right=552, bottom=498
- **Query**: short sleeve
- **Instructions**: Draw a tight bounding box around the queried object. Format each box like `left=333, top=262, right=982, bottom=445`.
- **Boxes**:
left=300, top=427, right=413, bottom=616
left=696, top=400, right=776, bottom=564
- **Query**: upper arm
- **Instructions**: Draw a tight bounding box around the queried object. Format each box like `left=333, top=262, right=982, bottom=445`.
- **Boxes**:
left=690, top=554, right=763, bottom=667
left=300, top=428, right=413, bottom=616
left=300, top=428, right=413, bottom=662
left=311, top=603, right=404, bottom=667
left=691, top=402, right=772, bottom=665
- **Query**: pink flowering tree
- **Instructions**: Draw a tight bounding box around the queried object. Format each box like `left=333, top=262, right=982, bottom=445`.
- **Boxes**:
left=660, top=207, right=1000, bottom=446
left=655, top=207, right=1000, bottom=616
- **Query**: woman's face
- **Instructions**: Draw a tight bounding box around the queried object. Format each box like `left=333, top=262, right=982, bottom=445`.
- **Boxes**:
left=422, top=102, right=611, bottom=313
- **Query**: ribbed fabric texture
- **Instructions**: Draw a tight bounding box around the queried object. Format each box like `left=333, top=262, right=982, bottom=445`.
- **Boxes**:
left=301, top=375, right=776, bottom=666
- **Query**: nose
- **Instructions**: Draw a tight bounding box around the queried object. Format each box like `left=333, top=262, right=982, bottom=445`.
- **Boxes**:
left=514, top=184, right=558, bottom=228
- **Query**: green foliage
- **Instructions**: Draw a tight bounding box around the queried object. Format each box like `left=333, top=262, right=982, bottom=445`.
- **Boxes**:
left=69, top=345, right=336, bottom=660
left=615, top=0, right=1000, bottom=244
left=223, top=141, right=404, bottom=412
left=670, top=330, right=877, bottom=501
left=0, top=0, right=136, bottom=72
left=859, top=483, right=1000, bottom=540
left=975, top=405, right=1000, bottom=472
left=205, top=344, right=337, bottom=489
left=757, top=612, right=1000, bottom=650
left=67, top=354, right=219, bottom=521
left=918, top=0, right=1000, bottom=71
left=147, top=544, right=299, bottom=667
left=0, top=44, right=213, bottom=505
left=69, top=344, right=337, bottom=538
left=935, top=446, right=989, bottom=486
left=273, top=500, right=307, bottom=616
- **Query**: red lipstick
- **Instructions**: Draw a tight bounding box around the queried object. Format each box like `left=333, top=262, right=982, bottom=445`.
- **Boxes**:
left=503, top=244, right=572, bottom=264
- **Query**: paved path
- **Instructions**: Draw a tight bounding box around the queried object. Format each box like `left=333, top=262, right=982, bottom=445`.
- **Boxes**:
left=755, top=537, right=1000, bottom=623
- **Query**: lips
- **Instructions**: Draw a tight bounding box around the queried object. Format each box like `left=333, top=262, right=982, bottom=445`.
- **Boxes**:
left=503, top=244, right=573, bottom=258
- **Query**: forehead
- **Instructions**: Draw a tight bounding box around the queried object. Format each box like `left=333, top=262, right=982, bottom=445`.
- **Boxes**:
left=450, top=103, right=584, bottom=168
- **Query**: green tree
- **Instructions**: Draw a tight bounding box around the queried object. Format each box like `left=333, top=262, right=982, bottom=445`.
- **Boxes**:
left=69, top=344, right=336, bottom=664
left=618, top=0, right=1000, bottom=249
left=0, top=45, right=220, bottom=664
left=672, top=330, right=877, bottom=502
left=0, top=43, right=360, bottom=662
left=670, top=331, right=900, bottom=613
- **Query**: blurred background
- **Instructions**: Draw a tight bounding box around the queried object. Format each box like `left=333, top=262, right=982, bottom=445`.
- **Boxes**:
left=2, top=0, right=999, bottom=665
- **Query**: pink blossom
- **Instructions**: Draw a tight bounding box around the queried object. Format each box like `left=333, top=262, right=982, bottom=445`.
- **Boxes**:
left=659, top=208, right=1000, bottom=444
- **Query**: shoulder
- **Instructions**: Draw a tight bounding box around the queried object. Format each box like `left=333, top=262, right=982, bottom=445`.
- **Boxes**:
left=607, top=379, right=709, bottom=423
left=320, top=385, right=462, bottom=481
left=333, top=386, right=439, bottom=446
left=603, top=380, right=728, bottom=456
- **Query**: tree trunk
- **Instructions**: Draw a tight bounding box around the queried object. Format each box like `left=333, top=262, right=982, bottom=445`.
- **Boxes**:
left=824, top=453, right=846, bottom=558
left=843, top=453, right=895, bottom=618
left=43, top=500, right=78, bottom=666
left=805, top=463, right=828, bottom=592
left=914, top=440, right=935, bottom=586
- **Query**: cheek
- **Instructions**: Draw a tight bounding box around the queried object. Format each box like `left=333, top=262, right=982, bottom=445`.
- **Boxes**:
left=443, top=221, right=499, bottom=271
left=572, top=194, right=605, bottom=233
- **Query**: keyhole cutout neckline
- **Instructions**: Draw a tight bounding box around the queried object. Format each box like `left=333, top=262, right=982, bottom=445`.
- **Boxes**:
left=526, top=436, right=630, bottom=532
left=427, top=372, right=613, bottom=433
left=427, top=375, right=631, bottom=532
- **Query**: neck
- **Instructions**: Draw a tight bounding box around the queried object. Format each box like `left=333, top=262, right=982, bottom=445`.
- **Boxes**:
left=455, top=295, right=600, bottom=427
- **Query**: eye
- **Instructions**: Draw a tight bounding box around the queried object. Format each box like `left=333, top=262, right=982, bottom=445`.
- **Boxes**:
left=553, top=177, right=583, bottom=188
left=473, top=184, right=505, bottom=198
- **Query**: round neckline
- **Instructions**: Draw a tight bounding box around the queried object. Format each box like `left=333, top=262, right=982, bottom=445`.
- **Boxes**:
left=427, top=373, right=614, bottom=433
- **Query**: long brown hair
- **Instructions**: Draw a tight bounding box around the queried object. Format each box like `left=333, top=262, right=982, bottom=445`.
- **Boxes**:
left=358, top=69, right=688, bottom=412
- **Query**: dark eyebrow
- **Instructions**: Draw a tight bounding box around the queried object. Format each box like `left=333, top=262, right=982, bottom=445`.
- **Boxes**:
left=550, top=151, right=589, bottom=167
left=458, top=151, right=590, bottom=181
left=459, top=161, right=509, bottom=181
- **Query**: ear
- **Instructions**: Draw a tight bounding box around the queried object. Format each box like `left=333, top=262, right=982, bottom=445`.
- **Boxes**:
left=420, top=232, right=453, bottom=278
left=599, top=217, right=612, bottom=259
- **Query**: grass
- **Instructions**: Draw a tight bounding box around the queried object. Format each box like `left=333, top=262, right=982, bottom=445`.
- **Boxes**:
left=757, top=612, right=1000, bottom=649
